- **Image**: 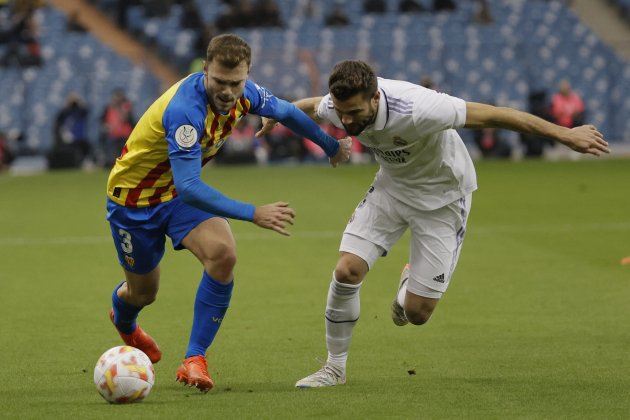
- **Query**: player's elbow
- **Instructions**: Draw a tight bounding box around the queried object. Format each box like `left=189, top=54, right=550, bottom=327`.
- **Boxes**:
left=176, top=184, right=198, bottom=206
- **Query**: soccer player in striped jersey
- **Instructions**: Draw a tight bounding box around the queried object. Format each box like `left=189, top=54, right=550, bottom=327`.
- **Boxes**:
left=258, top=60, right=609, bottom=388
left=106, top=34, right=352, bottom=393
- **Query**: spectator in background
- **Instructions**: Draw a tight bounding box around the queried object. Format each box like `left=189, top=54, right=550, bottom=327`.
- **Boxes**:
left=363, top=0, right=386, bottom=14
left=215, top=4, right=238, bottom=31
left=0, top=1, right=41, bottom=67
left=66, top=11, right=87, bottom=32
left=433, top=0, right=456, bottom=12
left=255, top=0, right=283, bottom=27
left=236, top=0, right=256, bottom=27
left=473, top=0, right=494, bottom=25
left=263, top=121, right=307, bottom=163
left=0, top=131, right=14, bottom=170
left=143, top=0, right=172, bottom=18
left=473, top=127, right=511, bottom=159
left=399, top=0, right=425, bottom=13
left=300, top=0, right=321, bottom=19
left=190, top=23, right=217, bottom=73
left=420, top=75, right=436, bottom=90
left=216, top=0, right=255, bottom=30
left=520, top=90, right=553, bottom=157
left=180, top=0, right=204, bottom=31
left=214, top=5, right=236, bottom=32
left=325, top=3, right=350, bottom=27
left=115, top=0, right=129, bottom=29
left=101, top=89, right=134, bottom=168
left=51, top=92, right=91, bottom=167
left=550, top=79, right=585, bottom=128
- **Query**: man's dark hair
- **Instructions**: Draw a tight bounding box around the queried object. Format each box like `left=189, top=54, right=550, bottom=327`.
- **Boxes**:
left=206, top=34, right=251, bottom=68
left=328, top=60, right=378, bottom=101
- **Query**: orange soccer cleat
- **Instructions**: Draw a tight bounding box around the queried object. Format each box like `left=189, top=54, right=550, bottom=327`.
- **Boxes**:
left=176, top=355, right=214, bottom=393
left=109, top=309, right=162, bottom=364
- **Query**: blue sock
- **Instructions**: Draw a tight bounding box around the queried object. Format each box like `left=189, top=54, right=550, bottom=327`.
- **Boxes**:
left=111, top=281, right=142, bottom=334
left=185, top=272, right=233, bottom=358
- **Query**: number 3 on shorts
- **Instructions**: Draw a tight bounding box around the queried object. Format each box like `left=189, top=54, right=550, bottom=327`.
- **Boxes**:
left=118, top=229, right=133, bottom=254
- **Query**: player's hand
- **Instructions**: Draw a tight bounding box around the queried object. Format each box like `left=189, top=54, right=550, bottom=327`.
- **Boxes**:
left=563, top=125, right=610, bottom=156
left=252, top=202, right=295, bottom=236
left=329, top=136, right=352, bottom=168
left=255, top=117, right=278, bottom=137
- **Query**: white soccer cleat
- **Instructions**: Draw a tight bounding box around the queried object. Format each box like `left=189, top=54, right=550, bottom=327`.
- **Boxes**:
left=391, top=264, right=410, bottom=326
left=295, top=365, right=346, bottom=388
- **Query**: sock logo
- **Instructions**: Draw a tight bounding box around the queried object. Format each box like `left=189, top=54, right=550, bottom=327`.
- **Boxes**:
left=432, top=273, right=445, bottom=283
left=212, top=316, right=223, bottom=324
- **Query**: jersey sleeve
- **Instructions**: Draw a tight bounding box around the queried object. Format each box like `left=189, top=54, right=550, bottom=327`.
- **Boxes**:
left=162, top=95, right=206, bottom=161
left=411, top=88, right=467, bottom=136
left=316, top=94, right=345, bottom=129
left=316, top=94, right=333, bottom=120
left=245, top=81, right=340, bottom=157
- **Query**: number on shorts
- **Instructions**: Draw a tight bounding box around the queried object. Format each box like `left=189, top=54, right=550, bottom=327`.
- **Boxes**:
left=118, top=229, right=133, bottom=254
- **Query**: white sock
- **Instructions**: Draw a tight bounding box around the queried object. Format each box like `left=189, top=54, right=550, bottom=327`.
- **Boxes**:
left=396, top=279, right=407, bottom=307
left=325, top=274, right=361, bottom=375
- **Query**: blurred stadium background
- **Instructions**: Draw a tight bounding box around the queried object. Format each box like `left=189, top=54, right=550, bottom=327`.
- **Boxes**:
left=2, top=2, right=630, bottom=415
left=1, top=0, right=630, bottom=172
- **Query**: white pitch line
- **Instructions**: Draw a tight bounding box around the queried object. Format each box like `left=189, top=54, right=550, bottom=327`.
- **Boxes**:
left=1, top=223, right=629, bottom=247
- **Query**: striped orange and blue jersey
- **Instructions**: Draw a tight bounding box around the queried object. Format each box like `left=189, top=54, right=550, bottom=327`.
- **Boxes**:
left=107, top=73, right=280, bottom=208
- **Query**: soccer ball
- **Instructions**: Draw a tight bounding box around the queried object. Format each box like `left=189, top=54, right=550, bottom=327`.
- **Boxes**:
left=94, top=345, right=155, bottom=404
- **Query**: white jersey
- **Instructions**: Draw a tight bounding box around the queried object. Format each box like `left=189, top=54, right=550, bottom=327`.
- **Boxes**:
left=318, top=77, right=477, bottom=211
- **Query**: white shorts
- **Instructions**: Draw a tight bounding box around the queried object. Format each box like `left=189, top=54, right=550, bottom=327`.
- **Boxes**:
left=339, top=184, right=472, bottom=299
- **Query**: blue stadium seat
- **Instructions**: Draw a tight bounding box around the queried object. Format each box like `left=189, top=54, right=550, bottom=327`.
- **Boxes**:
left=1, top=6, right=162, bottom=151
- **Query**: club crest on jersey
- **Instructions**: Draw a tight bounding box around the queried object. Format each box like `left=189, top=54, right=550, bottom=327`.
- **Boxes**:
left=124, top=255, right=135, bottom=268
left=175, top=125, right=198, bottom=148
left=393, top=136, right=408, bottom=146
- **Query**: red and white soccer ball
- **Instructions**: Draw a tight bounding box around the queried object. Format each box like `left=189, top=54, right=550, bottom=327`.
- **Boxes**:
left=94, top=346, right=155, bottom=404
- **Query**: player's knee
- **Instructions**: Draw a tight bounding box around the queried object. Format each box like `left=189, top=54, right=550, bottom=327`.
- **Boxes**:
left=203, top=242, right=237, bottom=273
left=334, top=264, right=363, bottom=285
left=404, top=306, right=434, bottom=326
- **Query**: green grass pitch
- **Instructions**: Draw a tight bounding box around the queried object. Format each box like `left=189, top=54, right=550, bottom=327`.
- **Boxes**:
left=0, top=158, right=629, bottom=419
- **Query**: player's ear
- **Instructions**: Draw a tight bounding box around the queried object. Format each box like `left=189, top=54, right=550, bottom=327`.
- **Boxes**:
left=372, top=90, right=380, bottom=106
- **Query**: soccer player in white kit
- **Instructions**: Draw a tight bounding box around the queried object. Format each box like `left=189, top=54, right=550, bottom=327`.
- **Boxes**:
left=258, top=60, right=610, bottom=388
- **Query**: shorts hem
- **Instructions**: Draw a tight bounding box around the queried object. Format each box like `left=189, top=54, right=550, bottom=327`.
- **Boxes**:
left=406, top=282, right=445, bottom=299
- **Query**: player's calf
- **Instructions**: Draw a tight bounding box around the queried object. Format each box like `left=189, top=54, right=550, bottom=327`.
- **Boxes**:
left=404, top=306, right=434, bottom=325
left=402, top=292, right=439, bottom=325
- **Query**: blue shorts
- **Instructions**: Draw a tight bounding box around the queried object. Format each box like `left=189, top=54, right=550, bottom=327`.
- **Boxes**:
left=107, top=198, right=221, bottom=274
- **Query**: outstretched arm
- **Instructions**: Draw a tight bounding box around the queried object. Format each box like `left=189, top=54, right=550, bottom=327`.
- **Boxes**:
left=255, top=96, right=351, bottom=167
left=255, top=96, right=324, bottom=137
left=171, top=157, right=295, bottom=236
left=293, top=96, right=325, bottom=122
left=464, top=102, right=610, bottom=156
